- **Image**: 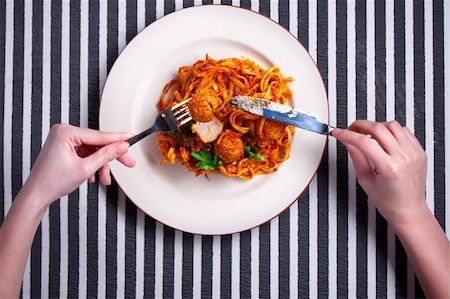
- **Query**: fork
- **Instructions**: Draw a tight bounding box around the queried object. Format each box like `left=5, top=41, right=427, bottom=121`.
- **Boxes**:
left=127, top=98, right=192, bottom=146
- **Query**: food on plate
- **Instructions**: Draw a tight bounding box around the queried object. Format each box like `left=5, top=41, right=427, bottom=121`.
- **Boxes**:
left=188, top=94, right=221, bottom=122
left=191, top=117, right=223, bottom=143
left=157, top=55, right=295, bottom=179
left=214, top=130, right=244, bottom=163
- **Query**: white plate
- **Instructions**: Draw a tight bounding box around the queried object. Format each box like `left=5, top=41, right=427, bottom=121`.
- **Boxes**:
left=99, top=5, right=328, bottom=235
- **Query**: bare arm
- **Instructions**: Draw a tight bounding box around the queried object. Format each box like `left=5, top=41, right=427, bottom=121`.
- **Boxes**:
left=332, top=120, right=449, bottom=298
left=0, top=124, right=135, bottom=298
left=0, top=190, right=46, bottom=298
left=392, top=206, right=449, bottom=298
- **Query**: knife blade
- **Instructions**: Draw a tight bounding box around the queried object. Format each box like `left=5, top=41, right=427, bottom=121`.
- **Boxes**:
left=230, top=96, right=333, bottom=135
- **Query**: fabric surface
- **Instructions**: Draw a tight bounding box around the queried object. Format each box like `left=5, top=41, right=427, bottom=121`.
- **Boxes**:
left=0, top=0, right=448, bottom=298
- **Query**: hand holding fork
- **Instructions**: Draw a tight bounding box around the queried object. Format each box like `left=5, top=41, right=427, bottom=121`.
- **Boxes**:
left=127, top=98, right=192, bottom=146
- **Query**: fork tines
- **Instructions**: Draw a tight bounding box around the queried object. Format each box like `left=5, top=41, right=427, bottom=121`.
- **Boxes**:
left=171, top=97, right=192, bottom=126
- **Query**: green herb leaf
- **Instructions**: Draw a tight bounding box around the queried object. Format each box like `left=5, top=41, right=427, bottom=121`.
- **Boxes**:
left=191, top=148, right=213, bottom=163
left=213, top=154, right=220, bottom=165
left=254, top=153, right=264, bottom=162
left=244, top=145, right=265, bottom=163
left=195, top=161, right=216, bottom=171
left=191, top=148, right=223, bottom=171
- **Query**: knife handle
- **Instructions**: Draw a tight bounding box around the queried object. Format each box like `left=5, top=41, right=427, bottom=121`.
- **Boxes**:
left=326, top=125, right=335, bottom=135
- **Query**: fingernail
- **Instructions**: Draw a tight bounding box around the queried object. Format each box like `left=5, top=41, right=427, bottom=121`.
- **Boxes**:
left=129, top=157, right=136, bottom=167
left=115, top=142, right=129, bottom=155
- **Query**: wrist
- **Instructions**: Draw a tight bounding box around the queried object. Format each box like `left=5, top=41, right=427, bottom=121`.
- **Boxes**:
left=389, top=202, right=433, bottom=235
left=19, top=179, right=54, bottom=213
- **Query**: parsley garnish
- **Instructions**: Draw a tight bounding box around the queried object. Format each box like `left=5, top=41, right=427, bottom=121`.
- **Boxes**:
left=244, top=145, right=264, bottom=163
left=191, top=148, right=223, bottom=171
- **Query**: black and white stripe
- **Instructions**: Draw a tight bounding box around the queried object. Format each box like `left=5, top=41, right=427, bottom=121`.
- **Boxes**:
left=1, top=1, right=448, bottom=298
left=445, top=0, right=450, bottom=234
left=0, top=0, right=5, bottom=228
left=432, top=0, right=445, bottom=236
left=355, top=0, right=368, bottom=295
left=393, top=1, right=408, bottom=295
left=29, top=0, right=43, bottom=296
left=316, top=1, right=330, bottom=298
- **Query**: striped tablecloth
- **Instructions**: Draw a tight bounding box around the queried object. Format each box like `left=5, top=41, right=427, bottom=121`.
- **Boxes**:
left=1, top=0, right=448, bottom=298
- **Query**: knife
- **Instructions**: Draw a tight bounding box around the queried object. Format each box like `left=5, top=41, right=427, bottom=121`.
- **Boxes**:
left=230, top=96, right=333, bottom=135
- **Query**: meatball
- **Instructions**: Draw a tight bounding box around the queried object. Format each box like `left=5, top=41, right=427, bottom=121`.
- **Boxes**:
left=214, top=131, right=244, bottom=163
left=192, top=117, right=223, bottom=143
left=203, top=94, right=221, bottom=110
left=187, top=94, right=221, bottom=122
left=188, top=95, right=214, bottom=122
left=262, top=120, right=286, bottom=140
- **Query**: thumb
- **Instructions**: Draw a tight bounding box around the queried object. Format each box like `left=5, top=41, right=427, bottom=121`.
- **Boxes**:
left=82, top=142, right=129, bottom=176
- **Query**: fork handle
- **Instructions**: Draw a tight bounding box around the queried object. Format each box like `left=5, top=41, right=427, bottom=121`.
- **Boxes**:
left=127, top=126, right=158, bottom=146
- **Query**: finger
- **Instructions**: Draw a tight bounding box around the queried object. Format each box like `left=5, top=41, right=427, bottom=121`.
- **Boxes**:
left=346, top=120, right=400, bottom=155
left=76, top=127, right=133, bottom=146
left=403, top=127, right=424, bottom=151
left=99, top=164, right=112, bottom=185
left=117, top=153, right=136, bottom=168
left=82, top=141, right=129, bottom=176
left=332, top=128, right=389, bottom=168
left=88, top=175, right=96, bottom=184
left=345, top=143, right=374, bottom=179
left=383, top=121, right=411, bottom=147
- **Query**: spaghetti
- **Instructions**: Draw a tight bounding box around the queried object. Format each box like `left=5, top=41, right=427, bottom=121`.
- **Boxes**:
left=157, top=55, right=295, bottom=179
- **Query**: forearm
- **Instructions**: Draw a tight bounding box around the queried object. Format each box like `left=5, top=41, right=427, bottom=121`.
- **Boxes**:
left=0, top=189, right=48, bottom=298
left=393, top=207, right=450, bottom=299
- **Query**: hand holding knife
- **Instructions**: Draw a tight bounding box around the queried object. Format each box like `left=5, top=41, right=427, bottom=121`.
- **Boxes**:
left=229, top=96, right=382, bottom=165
